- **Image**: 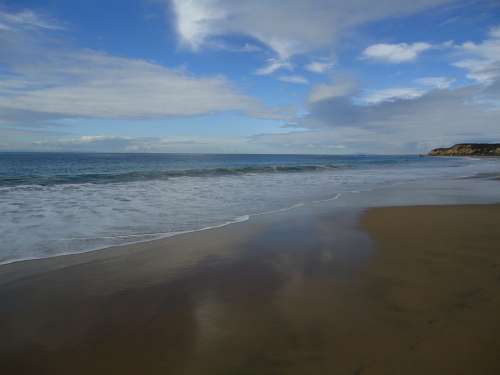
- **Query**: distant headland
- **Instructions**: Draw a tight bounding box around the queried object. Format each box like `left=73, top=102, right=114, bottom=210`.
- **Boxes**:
left=428, top=143, right=500, bottom=156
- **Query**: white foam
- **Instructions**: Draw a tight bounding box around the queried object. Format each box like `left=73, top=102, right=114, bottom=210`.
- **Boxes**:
left=2, top=156, right=500, bottom=266
left=312, top=193, right=342, bottom=204
left=0, top=215, right=251, bottom=266
left=252, top=202, right=305, bottom=216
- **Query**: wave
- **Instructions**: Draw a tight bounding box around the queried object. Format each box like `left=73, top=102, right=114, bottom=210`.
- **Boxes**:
left=2, top=197, right=321, bottom=266
left=459, top=172, right=500, bottom=180
left=0, top=189, right=351, bottom=266
left=0, top=214, right=251, bottom=266
left=0, top=164, right=339, bottom=187
left=0, top=196, right=325, bottom=266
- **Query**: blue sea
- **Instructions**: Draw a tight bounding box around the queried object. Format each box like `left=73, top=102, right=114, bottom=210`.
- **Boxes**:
left=1, top=152, right=499, bottom=264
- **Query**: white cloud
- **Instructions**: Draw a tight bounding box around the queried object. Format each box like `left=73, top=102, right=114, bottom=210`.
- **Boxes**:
left=0, top=50, right=277, bottom=119
left=2, top=133, right=288, bottom=154
left=171, top=0, right=226, bottom=50
left=489, top=26, right=500, bottom=39
left=362, top=42, right=432, bottom=63
left=0, top=51, right=287, bottom=121
left=208, top=40, right=263, bottom=53
left=453, top=25, right=500, bottom=83
left=255, top=58, right=293, bottom=75
left=308, top=80, right=357, bottom=104
left=278, top=75, right=308, bottom=84
left=287, top=77, right=500, bottom=152
left=453, top=59, right=497, bottom=83
left=259, top=22, right=500, bottom=153
left=250, top=129, right=383, bottom=154
left=0, top=10, right=287, bottom=124
left=170, top=0, right=453, bottom=59
left=362, top=87, right=426, bottom=104
left=415, top=76, right=455, bottom=89
left=0, top=9, right=62, bottom=31
left=305, top=60, right=335, bottom=73
left=253, top=81, right=500, bottom=153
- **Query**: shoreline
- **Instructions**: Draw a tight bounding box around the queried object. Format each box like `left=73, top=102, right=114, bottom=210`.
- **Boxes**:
left=3, top=155, right=500, bottom=267
left=2, top=169, right=499, bottom=268
left=1, top=202, right=500, bottom=373
left=0, top=192, right=344, bottom=268
left=0, top=213, right=252, bottom=267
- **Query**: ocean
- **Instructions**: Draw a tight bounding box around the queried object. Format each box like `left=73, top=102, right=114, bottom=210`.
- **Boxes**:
left=1, top=152, right=499, bottom=264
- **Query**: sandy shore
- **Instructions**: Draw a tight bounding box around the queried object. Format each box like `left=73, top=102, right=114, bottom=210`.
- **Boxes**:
left=360, top=205, right=500, bottom=374
left=1, top=204, right=500, bottom=374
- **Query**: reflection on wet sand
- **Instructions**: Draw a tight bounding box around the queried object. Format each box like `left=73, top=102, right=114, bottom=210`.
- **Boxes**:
left=0, top=206, right=371, bottom=374
left=2, top=204, right=500, bottom=374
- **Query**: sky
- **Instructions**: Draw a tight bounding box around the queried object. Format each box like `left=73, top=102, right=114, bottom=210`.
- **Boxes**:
left=1, top=0, right=500, bottom=154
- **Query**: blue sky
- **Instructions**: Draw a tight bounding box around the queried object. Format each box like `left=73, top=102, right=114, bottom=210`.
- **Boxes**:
left=1, top=0, right=500, bottom=153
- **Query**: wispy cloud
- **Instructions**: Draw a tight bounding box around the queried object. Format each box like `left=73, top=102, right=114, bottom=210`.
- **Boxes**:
left=0, top=9, right=288, bottom=125
left=254, top=22, right=500, bottom=154
left=0, top=50, right=280, bottom=120
left=453, top=25, right=500, bottom=83
left=305, top=60, right=335, bottom=73
left=255, top=58, right=293, bottom=75
left=415, top=76, right=455, bottom=89
left=276, top=74, right=500, bottom=152
left=3, top=2, right=497, bottom=154
left=253, top=85, right=500, bottom=153
left=0, top=9, right=62, bottom=31
left=278, top=75, right=309, bottom=84
left=308, top=80, right=357, bottom=104
left=170, top=0, right=453, bottom=59
left=361, top=87, right=426, bottom=104
left=2, top=134, right=282, bottom=154
left=362, top=42, right=432, bottom=63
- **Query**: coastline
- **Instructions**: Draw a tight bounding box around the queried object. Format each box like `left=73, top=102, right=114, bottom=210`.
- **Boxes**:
left=2, top=167, right=500, bottom=268
left=3, top=153, right=500, bottom=265
left=1, top=202, right=500, bottom=374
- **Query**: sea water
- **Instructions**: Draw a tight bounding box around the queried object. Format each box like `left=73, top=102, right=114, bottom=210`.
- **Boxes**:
left=1, top=152, right=499, bottom=264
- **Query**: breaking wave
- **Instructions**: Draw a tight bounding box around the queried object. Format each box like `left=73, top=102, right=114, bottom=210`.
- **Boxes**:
left=0, top=164, right=339, bottom=187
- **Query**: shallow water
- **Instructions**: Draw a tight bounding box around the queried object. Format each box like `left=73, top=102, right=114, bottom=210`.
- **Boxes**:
left=1, top=152, right=499, bottom=263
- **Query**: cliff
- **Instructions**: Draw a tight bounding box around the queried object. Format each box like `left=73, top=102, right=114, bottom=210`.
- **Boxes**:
left=428, top=143, right=500, bottom=156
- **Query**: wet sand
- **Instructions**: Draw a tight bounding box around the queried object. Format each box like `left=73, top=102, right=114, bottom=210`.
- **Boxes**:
left=1, top=204, right=500, bottom=374
left=360, top=205, right=500, bottom=374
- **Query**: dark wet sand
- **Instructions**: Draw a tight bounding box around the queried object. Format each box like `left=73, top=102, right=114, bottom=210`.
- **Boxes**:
left=1, top=204, right=500, bottom=374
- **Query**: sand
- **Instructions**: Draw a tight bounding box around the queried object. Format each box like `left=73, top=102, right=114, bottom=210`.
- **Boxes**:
left=359, top=205, right=500, bottom=374
left=1, top=204, right=500, bottom=374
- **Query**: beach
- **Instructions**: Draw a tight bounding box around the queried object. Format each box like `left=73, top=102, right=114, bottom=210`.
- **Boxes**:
left=1, top=202, right=500, bottom=374
left=2, top=0, right=500, bottom=372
